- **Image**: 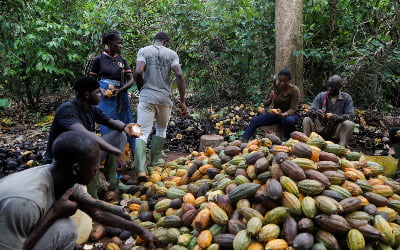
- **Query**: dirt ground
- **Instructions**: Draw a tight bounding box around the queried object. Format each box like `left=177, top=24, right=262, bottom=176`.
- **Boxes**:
left=1, top=91, right=399, bottom=249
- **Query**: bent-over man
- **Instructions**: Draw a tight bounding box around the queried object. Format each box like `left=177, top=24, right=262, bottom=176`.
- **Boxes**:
left=44, top=77, right=139, bottom=198
left=0, top=131, right=156, bottom=250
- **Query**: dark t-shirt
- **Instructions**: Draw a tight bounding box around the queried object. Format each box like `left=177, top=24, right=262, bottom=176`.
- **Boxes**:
left=90, top=53, right=132, bottom=81
left=390, top=127, right=400, bottom=144
left=44, top=100, right=111, bottom=162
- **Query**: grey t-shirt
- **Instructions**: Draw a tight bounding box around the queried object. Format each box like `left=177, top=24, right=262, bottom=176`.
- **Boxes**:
left=136, top=45, right=180, bottom=106
left=0, top=165, right=84, bottom=249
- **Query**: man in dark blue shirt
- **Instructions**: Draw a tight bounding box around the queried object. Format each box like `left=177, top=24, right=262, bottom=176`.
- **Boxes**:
left=303, top=75, right=355, bottom=147
left=45, top=77, right=139, bottom=198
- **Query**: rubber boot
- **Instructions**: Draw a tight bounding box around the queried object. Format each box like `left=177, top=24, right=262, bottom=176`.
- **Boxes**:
left=118, top=182, right=138, bottom=194
left=151, top=135, right=166, bottom=166
left=103, top=154, right=118, bottom=192
left=134, top=139, right=148, bottom=181
left=87, top=170, right=100, bottom=199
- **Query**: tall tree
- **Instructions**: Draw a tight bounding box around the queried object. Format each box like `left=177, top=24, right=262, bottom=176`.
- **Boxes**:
left=275, top=0, right=304, bottom=100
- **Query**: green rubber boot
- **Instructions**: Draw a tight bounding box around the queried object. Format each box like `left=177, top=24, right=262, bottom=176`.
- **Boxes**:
left=103, top=154, right=118, bottom=192
left=118, top=181, right=139, bottom=194
left=87, top=170, right=100, bottom=199
left=150, top=135, right=166, bottom=166
left=134, top=139, right=148, bottom=181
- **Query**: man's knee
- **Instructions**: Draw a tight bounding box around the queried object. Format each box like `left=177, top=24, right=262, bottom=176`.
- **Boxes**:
left=282, top=116, right=298, bottom=125
left=104, top=130, right=127, bottom=149
left=303, top=117, right=314, bottom=128
left=342, top=120, right=355, bottom=131
left=303, top=117, right=312, bottom=125
left=302, top=117, right=315, bottom=136
left=250, top=115, right=264, bottom=125
left=33, top=218, right=77, bottom=250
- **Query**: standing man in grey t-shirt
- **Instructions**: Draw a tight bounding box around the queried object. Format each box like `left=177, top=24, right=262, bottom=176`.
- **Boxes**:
left=134, top=32, right=187, bottom=181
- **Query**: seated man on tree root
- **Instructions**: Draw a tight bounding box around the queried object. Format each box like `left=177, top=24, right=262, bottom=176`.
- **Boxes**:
left=303, top=75, right=355, bottom=147
left=0, top=131, right=156, bottom=250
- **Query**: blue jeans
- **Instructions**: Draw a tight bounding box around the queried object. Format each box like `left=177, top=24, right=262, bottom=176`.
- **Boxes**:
left=242, top=113, right=299, bottom=139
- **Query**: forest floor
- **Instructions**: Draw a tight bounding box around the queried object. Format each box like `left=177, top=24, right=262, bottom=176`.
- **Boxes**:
left=1, top=95, right=400, bottom=178
left=1, top=97, right=399, bottom=166
left=0, top=96, right=400, bottom=249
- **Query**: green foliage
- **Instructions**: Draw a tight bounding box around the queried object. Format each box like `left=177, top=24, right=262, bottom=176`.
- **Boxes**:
left=302, top=0, right=400, bottom=110
left=1, top=0, right=92, bottom=109
left=1, top=0, right=399, bottom=111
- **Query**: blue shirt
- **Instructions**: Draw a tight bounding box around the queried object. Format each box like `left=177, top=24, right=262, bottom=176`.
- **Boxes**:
left=310, top=91, right=354, bottom=120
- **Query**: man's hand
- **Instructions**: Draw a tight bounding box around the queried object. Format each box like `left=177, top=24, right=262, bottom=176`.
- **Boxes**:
left=326, top=113, right=335, bottom=120
left=335, top=115, right=345, bottom=122
left=139, top=230, right=158, bottom=249
left=270, top=90, right=276, bottom=100
left=124, top=123, right=143, bottom=137
left=116, top=153, right=127, bottom=171
left=178, top=101, right=188, bottom=116
left=268, top=108, right=281, bottom=116
left=113, top=89, right=122, bottom=97
left=22, top=188, right=78, bottom=250
left=280, top=112, right=289, bottom=118
left=52, top=188, right=78, bottom=219
left=310, top=109, right=324, bottom=119
left=328, top=113, right=345, bottom=122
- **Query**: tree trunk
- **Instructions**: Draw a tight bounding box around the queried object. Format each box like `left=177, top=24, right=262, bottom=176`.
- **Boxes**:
left=275, top=0, right=304, bottom=101
left=392, top=0, right=400, bottom=42
left=328, top=0, right=338, bottom=60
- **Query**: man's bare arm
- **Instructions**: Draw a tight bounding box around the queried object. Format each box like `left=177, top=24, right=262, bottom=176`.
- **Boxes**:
left=172, top=64, right=187, bottom=115
left=23, top=189, right=78, bottom=250
left=69, top=123, right=122, bottom=155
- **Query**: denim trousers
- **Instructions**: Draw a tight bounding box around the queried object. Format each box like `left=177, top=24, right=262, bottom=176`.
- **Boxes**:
left=98, top=79, right=135, bottom=153
left=242, top=113, right=299, bottom=140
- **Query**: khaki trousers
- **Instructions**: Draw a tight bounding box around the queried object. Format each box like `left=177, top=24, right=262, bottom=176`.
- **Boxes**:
left=303, top=117, right=355, bottom=147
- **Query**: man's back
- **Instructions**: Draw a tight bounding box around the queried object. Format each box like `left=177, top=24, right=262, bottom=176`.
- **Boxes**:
left=137, top=45, right=179, bottom=106
left=44, top=100, right=109, bottom=162
left=0, top=166, right=54, bottom=249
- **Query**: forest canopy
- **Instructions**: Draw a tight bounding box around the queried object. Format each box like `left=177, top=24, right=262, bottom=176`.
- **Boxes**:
left=1, top=0, right=399, bottom=111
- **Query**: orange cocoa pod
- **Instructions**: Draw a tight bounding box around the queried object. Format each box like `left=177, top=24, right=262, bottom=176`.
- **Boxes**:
left=128, top=203, right=141, bottom=212
left=205, top=147, right=215, bottom=157
left=183, top=193, right=196, bottom=204
left=197, top=230, right=212, bottom=248
left=192, top=208, right=212, bottom=231
left=199, top=164, right=214, bottom=174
